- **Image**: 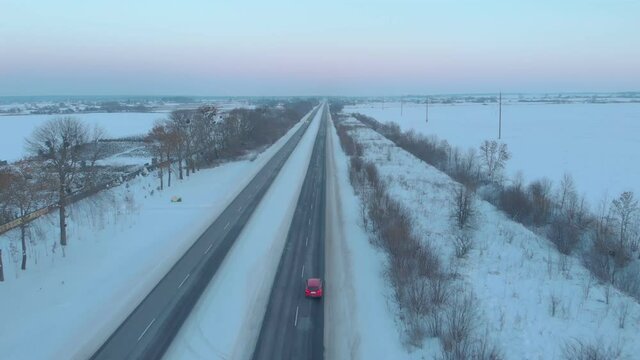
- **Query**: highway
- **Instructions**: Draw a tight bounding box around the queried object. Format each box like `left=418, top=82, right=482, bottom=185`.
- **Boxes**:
left=252, top=103, right=328, bottom=360
left=90, top=105, right=321, bottom=360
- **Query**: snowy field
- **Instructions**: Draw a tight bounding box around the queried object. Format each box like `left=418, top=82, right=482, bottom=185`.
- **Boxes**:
left=345, top=102, right=640, bottom=206
left=0, top=112, right=165, bottom=162
left=341, top=115, right=640, bottom=358
left=0, top=110, right=311, bottom=359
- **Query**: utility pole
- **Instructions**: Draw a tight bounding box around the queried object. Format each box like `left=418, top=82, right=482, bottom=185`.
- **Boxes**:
left=426, top=97, right=429, bottom=123
left=498, top=92, right=502, bottom=140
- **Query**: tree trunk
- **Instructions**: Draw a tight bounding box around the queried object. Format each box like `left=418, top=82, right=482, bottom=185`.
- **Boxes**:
left=168, top=162, right=172, bottom=187
left=59, top=204, right=67, bottom=247
left=0, top=249, right=4, bottom=282
left=21, top=223, right=27, bottom=270
left=59, top=182, right=67, bottom=247
left=178, top=157, right=183, bottom=180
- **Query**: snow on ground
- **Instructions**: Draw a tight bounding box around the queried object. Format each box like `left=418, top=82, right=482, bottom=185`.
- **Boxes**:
left=345, top=102, right=640, bottom=206
left=342, top=116, right=640, bottom=359
left=324, top=114, right=413, bottom=359
left=94, top=146, right=150, bottom=167
left=163, top=105, right=324, bottom=360
left=0, top=111, right=312, bottom=360
left=0, top=112, right=165, bottom=162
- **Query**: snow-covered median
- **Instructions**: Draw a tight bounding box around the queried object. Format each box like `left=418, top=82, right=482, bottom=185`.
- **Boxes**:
left=0, top=110, right=313, bottom=360
left=163, top=105, right=324, bottom=359
left=324, top=113, right=409, bottom=359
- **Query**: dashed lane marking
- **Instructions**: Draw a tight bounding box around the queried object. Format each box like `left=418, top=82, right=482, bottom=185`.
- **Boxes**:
left=204, top=243, right=213, bottom=254
left=137, top=318, right=156, bottom=342
left=178, top=273, right=190, bottom=289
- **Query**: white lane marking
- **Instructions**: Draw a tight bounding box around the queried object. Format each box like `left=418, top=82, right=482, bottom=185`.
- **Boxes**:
left=178, top=273, right=190, bottom=289
left=308, top=218, right=311, bottom=226
left=301, top=265, right=305, bottom=278
left=204, top=242, right=214, bottom=254
left=294, top=306, right=299, bottom=327
left=238, top=206, right=243, bottom=213
left=306, top=236, right=309, bottom=247
left=137, top=318, right=156, bottom=342
left=224, top=222, right=230, bottom=230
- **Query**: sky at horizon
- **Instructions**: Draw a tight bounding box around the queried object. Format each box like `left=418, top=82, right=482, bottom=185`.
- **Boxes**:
left=1, top=0, right=638, bottom=96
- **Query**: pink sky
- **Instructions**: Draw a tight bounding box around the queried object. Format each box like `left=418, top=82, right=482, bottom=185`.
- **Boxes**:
left=1, top=0, right=639, bottom=95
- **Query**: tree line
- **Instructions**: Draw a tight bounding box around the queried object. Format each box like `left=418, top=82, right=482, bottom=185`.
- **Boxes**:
left=145, top=100, right=315, bottom=190
left=0, top=99, right=315, bottom=281
left=352, top=112, right=640, bottom=302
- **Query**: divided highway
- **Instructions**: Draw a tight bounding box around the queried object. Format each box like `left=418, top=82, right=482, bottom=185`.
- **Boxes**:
left=252, top=103, right=328, bottom=360
left=91, top=105, right=321, bottom=360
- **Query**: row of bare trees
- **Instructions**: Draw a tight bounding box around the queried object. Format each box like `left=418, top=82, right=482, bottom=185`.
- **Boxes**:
left=334, top=116, right=502, bottom=358
left=353, top=111, right=640, bottom=302
left=0, top=100, right=316, bottom=280
left=146, top=106, right=219, bottom=190
left=146, top=101, right=315, bottom=190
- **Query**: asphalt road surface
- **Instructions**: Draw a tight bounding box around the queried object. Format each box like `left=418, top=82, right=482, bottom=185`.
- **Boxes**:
left=91, top=105, right=321, bottom=360
left=252, top=103, right=328, bottom=360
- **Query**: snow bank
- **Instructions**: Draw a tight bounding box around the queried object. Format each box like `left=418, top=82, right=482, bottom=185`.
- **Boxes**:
left=343, top=115, right=640, bottom=358
left=163, top=105, right=324, bottom=360
left=0, top=110, right=312, bottom=359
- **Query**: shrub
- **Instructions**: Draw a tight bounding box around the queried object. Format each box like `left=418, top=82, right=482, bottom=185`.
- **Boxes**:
left=562, top=339, right=622, bottom=360
left=450, top=184, right=476, bottom=230
left=499, top=184, right=532, bottom=223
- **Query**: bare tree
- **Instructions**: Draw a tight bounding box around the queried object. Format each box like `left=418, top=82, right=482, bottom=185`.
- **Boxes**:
left=611, top=191, right=638, bottom=252
left=528, top=178, right=553, bottom=226
left=26, top=117, right=89, bottom=248
left=442, top=292, right=477, bottom=358
left=147, top=121, right=179, bottom=190
left=193, top=105, right=220, bottom=164
left=616, top=302, right=630, bottom=329
left=0, top=169, right=14, bottom=223
left=82, top=125, right=107, bottom=188
left=5, top=162, right=46, bottom=270
left=454, top=232, right=473, bottom=258
left=557, top=173, right=576, bottom=214
left=450, top=183, right=475, bottom=230
left=479, top=140, right=510, bottom=183
left=165, top=126, right=180, bottom=187
left=168, top=110, right=191, bottom=179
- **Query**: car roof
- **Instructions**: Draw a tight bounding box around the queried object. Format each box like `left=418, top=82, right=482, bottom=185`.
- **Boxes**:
left=307, top=278, right=321, bottom=286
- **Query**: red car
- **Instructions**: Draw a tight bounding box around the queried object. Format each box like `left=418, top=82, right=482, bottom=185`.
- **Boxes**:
left=305, top=278, right=323, bottom=298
